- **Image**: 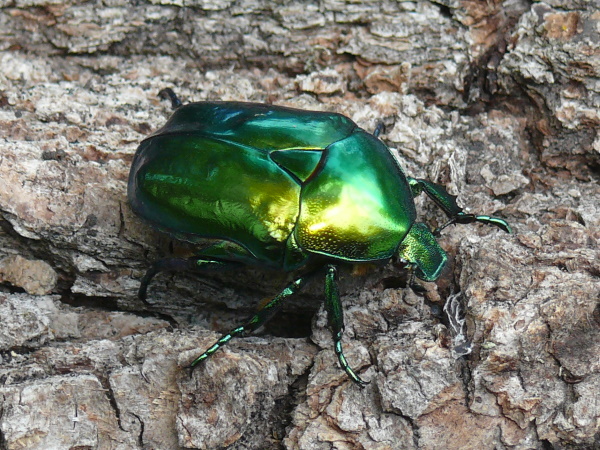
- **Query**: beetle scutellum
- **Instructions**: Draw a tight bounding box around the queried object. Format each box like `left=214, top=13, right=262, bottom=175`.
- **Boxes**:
left=128, top=90, right=510, bottom=386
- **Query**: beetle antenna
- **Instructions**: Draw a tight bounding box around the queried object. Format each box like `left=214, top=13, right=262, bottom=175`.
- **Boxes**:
left=158, top=88, right=183, bottom=110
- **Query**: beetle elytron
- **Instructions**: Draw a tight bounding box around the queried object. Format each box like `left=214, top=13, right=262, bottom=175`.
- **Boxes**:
left=128, top=90, right=510, bottom=386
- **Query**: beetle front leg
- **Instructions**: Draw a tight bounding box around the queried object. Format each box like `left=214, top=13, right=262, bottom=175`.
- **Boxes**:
left=433, top=213, right=512, bottom=235
left=406, top=177, right=511, bottom=235
left=189, top=269, right=319, bottom=369
left=324, top=265, right=369, bottom=387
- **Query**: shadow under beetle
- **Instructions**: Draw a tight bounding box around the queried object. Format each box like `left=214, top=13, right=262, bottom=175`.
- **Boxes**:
left=128, top=89, right=511, bottom=386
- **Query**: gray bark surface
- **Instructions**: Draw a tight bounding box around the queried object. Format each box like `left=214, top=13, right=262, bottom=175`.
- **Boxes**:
left=0, top=1, right=598, bottom=449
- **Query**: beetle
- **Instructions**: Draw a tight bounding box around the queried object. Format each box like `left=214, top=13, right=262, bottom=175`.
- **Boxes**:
left=128, top=89, right=511, bottom=386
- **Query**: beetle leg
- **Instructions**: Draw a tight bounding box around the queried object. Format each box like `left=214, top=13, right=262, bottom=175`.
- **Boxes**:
left=138, top=256, right=240, bottom=304
left=158, top=87, right=182, bottom=109
left=406, top=176, right=424, bottom=198
left=372, top=122, right=385, bottom=138
left=188, top=269, right=319, bottom=370
left=434, top=214, right=512, bottom=235
left=407, top=268, right=427, bottom=294
left=406, top=177, right=511, bottom=235
left=324, top=265, right=369, bottom=387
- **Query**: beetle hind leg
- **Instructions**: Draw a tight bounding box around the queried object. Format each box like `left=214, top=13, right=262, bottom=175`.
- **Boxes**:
left=138, top=256, right=240, bottom=304
left=158, top=87, right=182, bottom=109
left=407, top=177, right=511, bottom=235
left=372, top=122, right=385, bottom=138
left=189, top=269, right=319, bottom=370
left=325, top=265, right=369, bottom=387
left=138, top=240, right=265, bottom=303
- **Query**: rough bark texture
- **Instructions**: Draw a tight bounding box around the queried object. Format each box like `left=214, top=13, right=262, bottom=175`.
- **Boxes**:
left=1, top=1, right=599, bottom=449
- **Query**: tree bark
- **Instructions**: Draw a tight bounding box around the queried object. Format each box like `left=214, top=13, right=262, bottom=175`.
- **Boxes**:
left=0, top=1, right=598, bottom=449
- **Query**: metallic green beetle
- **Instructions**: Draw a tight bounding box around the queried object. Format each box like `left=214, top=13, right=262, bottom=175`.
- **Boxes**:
left=128, top=92, right=511, bottom=386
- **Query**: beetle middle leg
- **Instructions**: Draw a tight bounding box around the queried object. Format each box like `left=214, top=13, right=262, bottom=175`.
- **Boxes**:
left=406, top=177, right=511, bottom=235
left=324, top=265, right=369, bottom=386
left=188, top=269, right=320, bottom=370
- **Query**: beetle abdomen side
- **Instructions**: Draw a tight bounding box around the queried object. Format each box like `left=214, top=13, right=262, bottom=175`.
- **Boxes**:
left=128, top=133, right=300, bottom=265
left=296, top=130, right=416, bottom=262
